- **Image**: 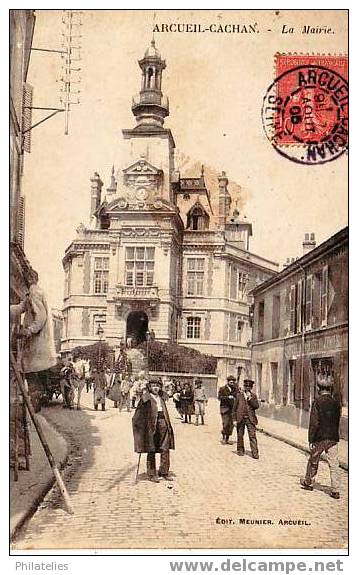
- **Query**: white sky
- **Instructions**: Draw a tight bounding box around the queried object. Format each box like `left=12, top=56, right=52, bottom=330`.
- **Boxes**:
left=22, top=9, right=348, bottom=309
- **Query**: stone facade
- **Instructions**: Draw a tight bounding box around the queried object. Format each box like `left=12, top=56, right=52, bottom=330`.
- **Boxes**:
left=51, top=309, right=63, bottom=354
left=61, top=41, right=278, bottom=382
left=250, top=227, right=348, bottom=437
left=10, top=9, right=35, bottom=251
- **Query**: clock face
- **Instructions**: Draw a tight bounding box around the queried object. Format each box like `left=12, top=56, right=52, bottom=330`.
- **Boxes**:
left=136, top=188, right=148, bottom=201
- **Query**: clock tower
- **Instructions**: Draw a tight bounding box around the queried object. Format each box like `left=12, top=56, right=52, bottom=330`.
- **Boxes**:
left=121, top=40, right=175, bottom=204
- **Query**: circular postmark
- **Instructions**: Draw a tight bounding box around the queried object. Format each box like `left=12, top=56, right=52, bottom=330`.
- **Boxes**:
left=262, top=65, right=348, bottom=165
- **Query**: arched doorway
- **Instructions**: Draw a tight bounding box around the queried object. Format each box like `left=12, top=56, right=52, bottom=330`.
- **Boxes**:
left=126, top=311, right=148, bottom=346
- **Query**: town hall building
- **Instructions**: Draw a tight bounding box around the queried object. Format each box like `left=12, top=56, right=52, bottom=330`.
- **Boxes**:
left=61, top=40, right=278, bottom=380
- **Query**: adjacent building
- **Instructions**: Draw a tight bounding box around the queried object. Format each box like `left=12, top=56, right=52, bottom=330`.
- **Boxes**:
left=61, top=40, right=278, bottom=380
left=10, top=9, right=36, bottom=480
left=10, top=9, right=35, bottom=255
left=51, top=309, right=64, bottom=353
left=250, top=227, right=348, bottom=436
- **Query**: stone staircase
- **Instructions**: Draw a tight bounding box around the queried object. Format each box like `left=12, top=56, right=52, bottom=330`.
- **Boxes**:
left=127, top=348, right=148, bottom=377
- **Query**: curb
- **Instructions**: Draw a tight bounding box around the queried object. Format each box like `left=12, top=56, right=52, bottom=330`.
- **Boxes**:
left=257, top=427, right=348, bottom=472
left=10, top=419, right=69, bottom=542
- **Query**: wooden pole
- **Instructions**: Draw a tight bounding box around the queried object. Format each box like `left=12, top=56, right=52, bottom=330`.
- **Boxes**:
left=10, top=350, right=74, bottom=515
left=17, top=335, right=31, bottom=469
left=13, top=369, right=19, bottom=482
left=135, top=453, right=141, bottom=484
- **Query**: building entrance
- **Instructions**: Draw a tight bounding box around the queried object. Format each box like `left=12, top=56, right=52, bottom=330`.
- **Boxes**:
left=126, top=311, right=148, bottom=346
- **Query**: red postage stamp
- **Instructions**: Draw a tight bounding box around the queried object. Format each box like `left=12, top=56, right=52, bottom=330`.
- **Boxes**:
left=262, top=54, right=348, bottom=165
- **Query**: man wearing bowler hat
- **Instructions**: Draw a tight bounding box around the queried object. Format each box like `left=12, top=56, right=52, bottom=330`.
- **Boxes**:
left=218, top=375, right=237, bottom=444
left=300, top=374, right=341, bottom=499
left=232, top=379, right=260, bottom=458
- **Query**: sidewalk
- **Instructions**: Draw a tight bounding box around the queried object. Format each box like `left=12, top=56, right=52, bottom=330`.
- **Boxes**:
left=257, top=415, right=348, bottom=471
left=10, top=413, right=68, bottom=540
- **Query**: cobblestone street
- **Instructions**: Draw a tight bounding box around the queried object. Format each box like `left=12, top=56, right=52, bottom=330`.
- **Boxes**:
left=12, top=394, right=348, bottom=551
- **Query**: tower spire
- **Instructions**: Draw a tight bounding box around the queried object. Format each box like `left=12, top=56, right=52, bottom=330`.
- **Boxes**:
left=110, top=165, right=116, bottom=187
left=131, top=41, right=169, bottom=128
left=106, top=165, right=117, bottom=199
left=152, top=11, right=156, bottom=43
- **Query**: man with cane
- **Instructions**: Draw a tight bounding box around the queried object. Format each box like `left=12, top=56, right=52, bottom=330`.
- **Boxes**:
left=132, top=378, right=175, bottom=483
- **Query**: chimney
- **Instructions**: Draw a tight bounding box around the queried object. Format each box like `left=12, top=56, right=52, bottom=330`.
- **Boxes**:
left=90, top=172, right=103, bottom=218
left=283, top=257, right=291, bottom=269
left=217, top=171, right=231, bottom=227
left=302, top=232, right=316, bottom=255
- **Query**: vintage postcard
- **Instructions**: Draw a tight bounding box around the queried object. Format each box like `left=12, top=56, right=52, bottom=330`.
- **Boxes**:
left=10, top=9, right=348, bottom=552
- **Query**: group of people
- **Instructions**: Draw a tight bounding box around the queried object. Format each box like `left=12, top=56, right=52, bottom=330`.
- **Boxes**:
left=218, top=375, right=260, bottom=458
left=56, top=364, right=346, bottom=498
left=171, top=379, right=208, bottom=425
left=131, top=374, right=259, bottom=483
left=59, top=348, right=160, bottom=415
left=131, top=375, right=210, bottom=482
left=107, top=370, right=149, bottom=412
left=10, top=270, right=342, bottom=497
left=217, top=373, right=342, bottom=499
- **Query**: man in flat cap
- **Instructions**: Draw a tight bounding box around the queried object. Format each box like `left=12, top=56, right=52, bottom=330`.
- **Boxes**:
left=218, top=375, right=238, bottom=444
left=232, top=379, right=260, bottom=459
left=132, top=378, right=175, bottom=482
left=300, top=374, right=341, bottom=499
left=193, top=377, right=208, bottom=426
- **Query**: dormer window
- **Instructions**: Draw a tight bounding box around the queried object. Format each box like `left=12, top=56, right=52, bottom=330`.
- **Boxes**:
left=100, top=214, right=110, bottom=230
left=186, top=203, right=209, bottom=231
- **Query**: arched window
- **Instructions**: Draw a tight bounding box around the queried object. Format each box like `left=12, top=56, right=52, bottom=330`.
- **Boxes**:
left=146, top=67, right=154, bottom=88
left=186, top=203, right=209, bottom=231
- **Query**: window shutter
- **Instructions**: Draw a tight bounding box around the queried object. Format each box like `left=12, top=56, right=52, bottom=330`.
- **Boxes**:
left=321, top=266, right=328, bottom=326
left=290, top=285, right=296, bottom=334
left=22, top=83, right=33, bottom=153
left=296, top=280, right=302, bottom=333
left=305, top=275, right=313, bottom=329
left=17, top=195, right=25, bottom=248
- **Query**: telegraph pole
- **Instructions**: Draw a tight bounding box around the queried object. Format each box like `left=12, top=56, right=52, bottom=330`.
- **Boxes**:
left=60, top=10, right=82, bottom=135
left=28, top=10, right=82, bottom=136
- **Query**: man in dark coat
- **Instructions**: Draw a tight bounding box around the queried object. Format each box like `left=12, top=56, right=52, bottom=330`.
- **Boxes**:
left=300, top=375, right=341, bottom=499
left=232, top=379, right=260, bottom=458
left=132, top=378, right=175, bottom=482
left=218, top=375, right=237, bottom=444
left=180, top=382, right=194, bottom=424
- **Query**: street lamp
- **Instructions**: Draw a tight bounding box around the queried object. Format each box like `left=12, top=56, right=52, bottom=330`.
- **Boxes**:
left=146, top=330, right=151, bottom=371
left=97, top=324, right=104, bottom=368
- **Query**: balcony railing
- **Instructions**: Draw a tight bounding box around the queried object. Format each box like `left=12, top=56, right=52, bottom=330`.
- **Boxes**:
left=115, top=285, right=159, bottom=300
